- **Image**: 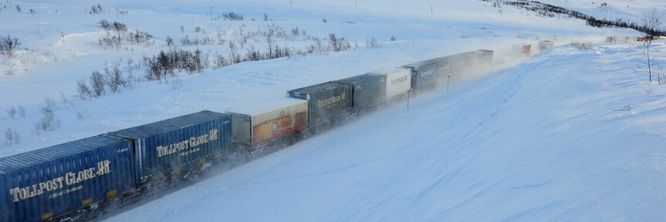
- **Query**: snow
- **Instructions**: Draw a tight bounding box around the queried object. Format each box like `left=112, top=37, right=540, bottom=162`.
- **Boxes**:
left=108, top=42, right=666, bottom=221
left=1, top=0, right=665, bottom=221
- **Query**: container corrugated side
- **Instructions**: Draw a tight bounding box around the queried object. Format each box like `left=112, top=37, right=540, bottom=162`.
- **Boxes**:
left=0, top=174, right=7, bottom=221
left=336, top=74, right=385, bottom=111
left=447, top=50, right=493, bottom=77
left=229, top=113, right=252, bottom=148
left=288, top=82, right=353, bottom=129
left=0, top=135, right=134, bottom=222
left=109, top=111, right=231, bottom=185
left=404, top=57, right=452, bottom=90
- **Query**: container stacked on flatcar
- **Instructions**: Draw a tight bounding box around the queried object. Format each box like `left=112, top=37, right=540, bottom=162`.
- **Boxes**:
left=336, top=74, right=385, bottom=112
left=288, top=81, right=353, bottom=130
left=0, top=136, right=135, bottom=222
left=229, top=100, right=308, bottom=152
left=108, top=110, right=231, bottom=188
left=368, top=67, right=412, bottom=102
left=404, top=56, right=453, bottom=90
left=449, top=49, right=494, bottom=75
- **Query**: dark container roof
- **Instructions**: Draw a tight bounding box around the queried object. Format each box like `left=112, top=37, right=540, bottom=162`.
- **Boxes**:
left=0, top=135, right=126, bottom=174
left=288, top=81, right=349, bottom=97
left=111, top=110, right=228, bottom=138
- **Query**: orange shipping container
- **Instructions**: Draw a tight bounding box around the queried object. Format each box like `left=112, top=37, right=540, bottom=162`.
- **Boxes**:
left=229, top=99, right=307, bottom=152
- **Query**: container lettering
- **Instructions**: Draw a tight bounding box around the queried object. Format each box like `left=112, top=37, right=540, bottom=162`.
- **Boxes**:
left=317, top=93, right=346, bottom=109
left=8, top=160, right=112, bottom=203
left=156, top=129, right=219, bottom=158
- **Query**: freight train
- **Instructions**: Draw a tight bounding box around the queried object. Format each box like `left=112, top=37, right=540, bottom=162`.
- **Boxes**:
left=0, top=49, right=493, bottom=222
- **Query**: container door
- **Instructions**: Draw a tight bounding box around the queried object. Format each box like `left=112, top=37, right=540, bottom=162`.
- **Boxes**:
left=231, top=114, right=251, bottom=147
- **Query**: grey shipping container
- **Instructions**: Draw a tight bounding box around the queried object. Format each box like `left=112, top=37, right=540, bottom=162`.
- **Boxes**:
left=448, top=49, right=493, bottom=76
left=404, top=56, right=453, bottom=90
left=108, top=110, right=231, bottom=186
left=229, top=99, right=308, bottom=151
left=288, top=81, right=353, bottom=129
left=0, top=135, right=135, bottom=222
left=336, top=74, right=386, bottom=111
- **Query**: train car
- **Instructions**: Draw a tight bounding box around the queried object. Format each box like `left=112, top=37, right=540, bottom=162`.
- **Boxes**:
left=108, top=111, right=231, bottom=188
left=448, top=49, right=494, bottom=76
left=538, top=40, right=554, bottom=50
left=475, top=49, right=494, bottom=64
left=404, top=56, right=453, bottom=91
left=0, top=135, right=135, bottom=222
left=288, top=81, right=353, bottom=130
left=229, top=99, right=308, bottom=152
left=368, top=67, right=412, bottom=102
left=336, top=74, right=385, bottom=112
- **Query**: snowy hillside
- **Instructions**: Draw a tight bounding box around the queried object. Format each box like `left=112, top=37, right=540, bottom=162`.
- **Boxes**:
left=108, top=41, right=666, bottom=221
left=0, top=0, right=639, bottom=156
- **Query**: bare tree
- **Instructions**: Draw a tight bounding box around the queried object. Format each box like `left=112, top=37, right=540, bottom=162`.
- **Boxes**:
left=105, top=65, right=125, bottom=93
left=640, top=9, right=662, bottom=83
left=90, top=71, right=105, bottom=96
left=4, top=128, right=20, bottom=147
left=77, top=81, right=92, bottom=99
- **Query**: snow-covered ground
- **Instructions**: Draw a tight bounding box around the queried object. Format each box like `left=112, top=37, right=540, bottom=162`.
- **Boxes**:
left=1, top=0, right=666, bottom=221
left=108, top=42, right=666, bottom=221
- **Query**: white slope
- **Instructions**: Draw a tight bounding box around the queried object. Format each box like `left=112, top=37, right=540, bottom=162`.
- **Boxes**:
left=108, top=42, right=666, bottom=221
left=0, top=0, right=636, bottom=156
left=541, top=0, right=666, bottom=23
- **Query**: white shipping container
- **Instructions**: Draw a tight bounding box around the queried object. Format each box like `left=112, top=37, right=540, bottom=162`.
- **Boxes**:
left=370, top=67, right=412, bottom=100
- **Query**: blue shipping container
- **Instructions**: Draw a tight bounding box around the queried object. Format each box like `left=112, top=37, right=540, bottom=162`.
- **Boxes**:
left=108, top=111, right=231, bottom=186
left=0, top=135, right=135, bottom=222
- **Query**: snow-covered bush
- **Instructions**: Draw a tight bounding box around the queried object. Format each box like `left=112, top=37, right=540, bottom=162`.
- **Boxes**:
left=77, top=81, right=92, bottom=99
left=90, top=71, right=105, bottom=97
left=0, top=35, right=20, bottom=56
left=145, top=49, right=207, bottom=80
left=89, top=4, right=103, bottom=14
left=105, top=65, right=125, bottom=93
left=34, top=98, right=60, bottom=133
left=5, top=106, right=26, bottom=119
left=3, top=128, right=20, bottom=147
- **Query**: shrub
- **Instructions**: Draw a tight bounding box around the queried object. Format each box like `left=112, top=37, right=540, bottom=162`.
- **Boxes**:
left=0, top=35, right=20, bottom=56
left=90, top=71, right=105, bottom=97
left=105, top=65, right=125, bottom=93
left=4, top=128, right=20, bottom=147
left=145, top=49, right=208, bottom=80
left=34, top=98, right=60, bottom=133
left=100, top=19, right=111, bottom=30
left=89, top=4, right=103, bottom=14
left=77, top=81, right=92, bottom=99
